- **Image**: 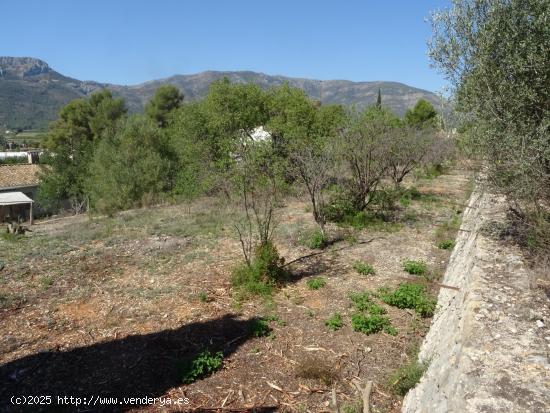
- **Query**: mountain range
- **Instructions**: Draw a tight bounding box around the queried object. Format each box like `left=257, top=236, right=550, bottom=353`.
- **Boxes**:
left=0, top=57, right=443, bottom=130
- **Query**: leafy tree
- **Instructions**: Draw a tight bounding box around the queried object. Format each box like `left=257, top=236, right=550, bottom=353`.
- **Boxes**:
left=266, top=84, right=317, bottom=156
left=39, top=90, right=126, bottom=212
left=168, top=102, right=216, bottom=200
left=145, top=85, right=184, bottom=127
left=87, top=115, right=172, bottom=213
left=428, top=0, right=550, bottom=233
left=405, top=99, right=438, bottom=128
left=336, top=107, right=399, bottom=211
left=204, top=79, right=270, bottom=165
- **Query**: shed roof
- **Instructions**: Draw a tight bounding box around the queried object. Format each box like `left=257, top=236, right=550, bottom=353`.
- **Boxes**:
left=0, top=191, right=34, bottom=206
left=0, top=164, right=41, bottom=190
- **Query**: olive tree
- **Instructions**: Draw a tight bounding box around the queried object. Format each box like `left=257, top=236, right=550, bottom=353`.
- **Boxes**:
left=428, top=0, right=550, bottom=213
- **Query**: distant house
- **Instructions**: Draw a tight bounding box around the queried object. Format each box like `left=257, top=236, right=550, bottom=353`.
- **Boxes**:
left=0, top=164, right=41, bottom=223
left=0, top=164, right=41, bottom=196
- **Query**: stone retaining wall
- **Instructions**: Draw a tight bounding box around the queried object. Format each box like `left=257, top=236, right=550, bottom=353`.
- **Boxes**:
left=402, top=185, right=550, bottom=413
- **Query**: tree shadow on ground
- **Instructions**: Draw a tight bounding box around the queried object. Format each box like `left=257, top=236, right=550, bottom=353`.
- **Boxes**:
left=0, top=314, right=276, bottom=413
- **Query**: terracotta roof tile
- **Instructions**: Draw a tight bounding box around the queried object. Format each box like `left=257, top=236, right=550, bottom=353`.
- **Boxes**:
left=0, top=164, right=41, bottom=190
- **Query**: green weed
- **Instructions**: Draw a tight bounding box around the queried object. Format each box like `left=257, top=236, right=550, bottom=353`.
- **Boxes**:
left=306, top=277, right=326, bottom=290
left=325, top=313, right=343, bottom=331
left=378, top=283, right=436, bottom=317
left=388, top=358, right=429, bottom=396
left=403, top=260, right=427, bottom=275
left=249, top=318, right=272, bottom=337
left=353, top=261, right=375, bottom=275
left=349, top=291, right=386, bottom=314
left=351, top=313, right=396, bottom=335
left=179, top=350, right=223, bottom=384
left=437, top=240, right=455, bottom=250
left=300, top=229, right=327, bottom=249
left=198, top=291, right=208, bottom=303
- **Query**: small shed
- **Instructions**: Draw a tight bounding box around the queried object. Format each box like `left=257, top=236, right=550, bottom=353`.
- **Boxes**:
left=0, top=191, right=34, bottom=224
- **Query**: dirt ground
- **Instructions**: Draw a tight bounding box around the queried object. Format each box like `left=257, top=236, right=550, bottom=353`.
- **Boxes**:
left=0, top=169, right=473, bottom=412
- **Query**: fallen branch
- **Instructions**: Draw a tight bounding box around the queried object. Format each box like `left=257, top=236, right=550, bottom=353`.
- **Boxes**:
left=352, top=379, right=373, bottom=413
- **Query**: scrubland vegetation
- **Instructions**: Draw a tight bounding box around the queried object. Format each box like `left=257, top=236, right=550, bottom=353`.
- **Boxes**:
left=2, top=74, right=472, bottom=410
left=1, top=0, right=548, bottom=411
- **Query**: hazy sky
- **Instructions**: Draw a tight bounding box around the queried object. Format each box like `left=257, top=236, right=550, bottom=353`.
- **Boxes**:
left=1, top=0, right=451, bottom=92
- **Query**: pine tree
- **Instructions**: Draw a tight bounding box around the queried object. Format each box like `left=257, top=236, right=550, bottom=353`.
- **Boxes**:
left=376, top=88, right=382, bottom=109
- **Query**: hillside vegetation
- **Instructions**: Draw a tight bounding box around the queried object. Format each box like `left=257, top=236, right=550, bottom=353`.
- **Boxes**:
left=0, top=56, right=443, bottom=129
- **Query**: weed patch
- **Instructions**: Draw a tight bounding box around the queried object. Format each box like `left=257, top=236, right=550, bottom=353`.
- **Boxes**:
left=300, top=229, right=327, bottom=249
left=325, top=313, right=343, bottom=331
left=351, top=313, right=397, bottom=335
left=306, top=277, right=326, bottom=290
left=388, top=358, right=429, bottom=396
left=349, top=291, right=396, bottom=335
left=179, top=350, right=223, bottom=384
left=349, top=292, right=386, bottom=314
left=40, top=276, right=54, bottom=288
left=437, top=240, right=455, bottom=250
left=353, top=261, right=375, bottom=275
left=198, top=291, right=208, bottom=303
left=403, top=260, right=427, bottom=275
left=378, top=283, right=436, bottom=317
left=250, top=318, right=273, bottom=337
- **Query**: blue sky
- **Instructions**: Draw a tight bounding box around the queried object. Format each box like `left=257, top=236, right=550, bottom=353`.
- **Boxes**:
left=1, top=0, right=451, bottom=92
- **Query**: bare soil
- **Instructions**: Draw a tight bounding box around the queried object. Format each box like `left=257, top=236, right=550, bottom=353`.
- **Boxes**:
left=0, top=169, right=473, bottom=412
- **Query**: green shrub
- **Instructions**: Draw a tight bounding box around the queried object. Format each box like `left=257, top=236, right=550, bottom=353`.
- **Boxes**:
left=231, top=263, right=274, bottom=298
left=322, top=189, right=357, bottom=222
left=399, top=187, right=422, bottom=207
left=353, top=261, right=375, bottom=275
left=370, top=189, right=400, bottom=212
left=179, top=350, right=223, bottom=384
left=301, top=229, right=327, bottom=249
left=351, top=313, right=396, bottom=335
left=403, top=260, right=427, bottom=275
left=250, top=318, right=272, bottom=337
left=388, top=359, right=429, bottom=396
left=325, top=313, right=343, bottom=331
left=437, top=240, right=455, bottom=250
left=378, top=283, right=436, bottom=317
left=231, top=241, right=287, bottom=298
left=306, top=277, right=326, bottom=290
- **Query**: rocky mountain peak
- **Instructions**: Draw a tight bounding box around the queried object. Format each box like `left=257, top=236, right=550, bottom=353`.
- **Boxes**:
left=0, top=57, right=51, bottom=78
